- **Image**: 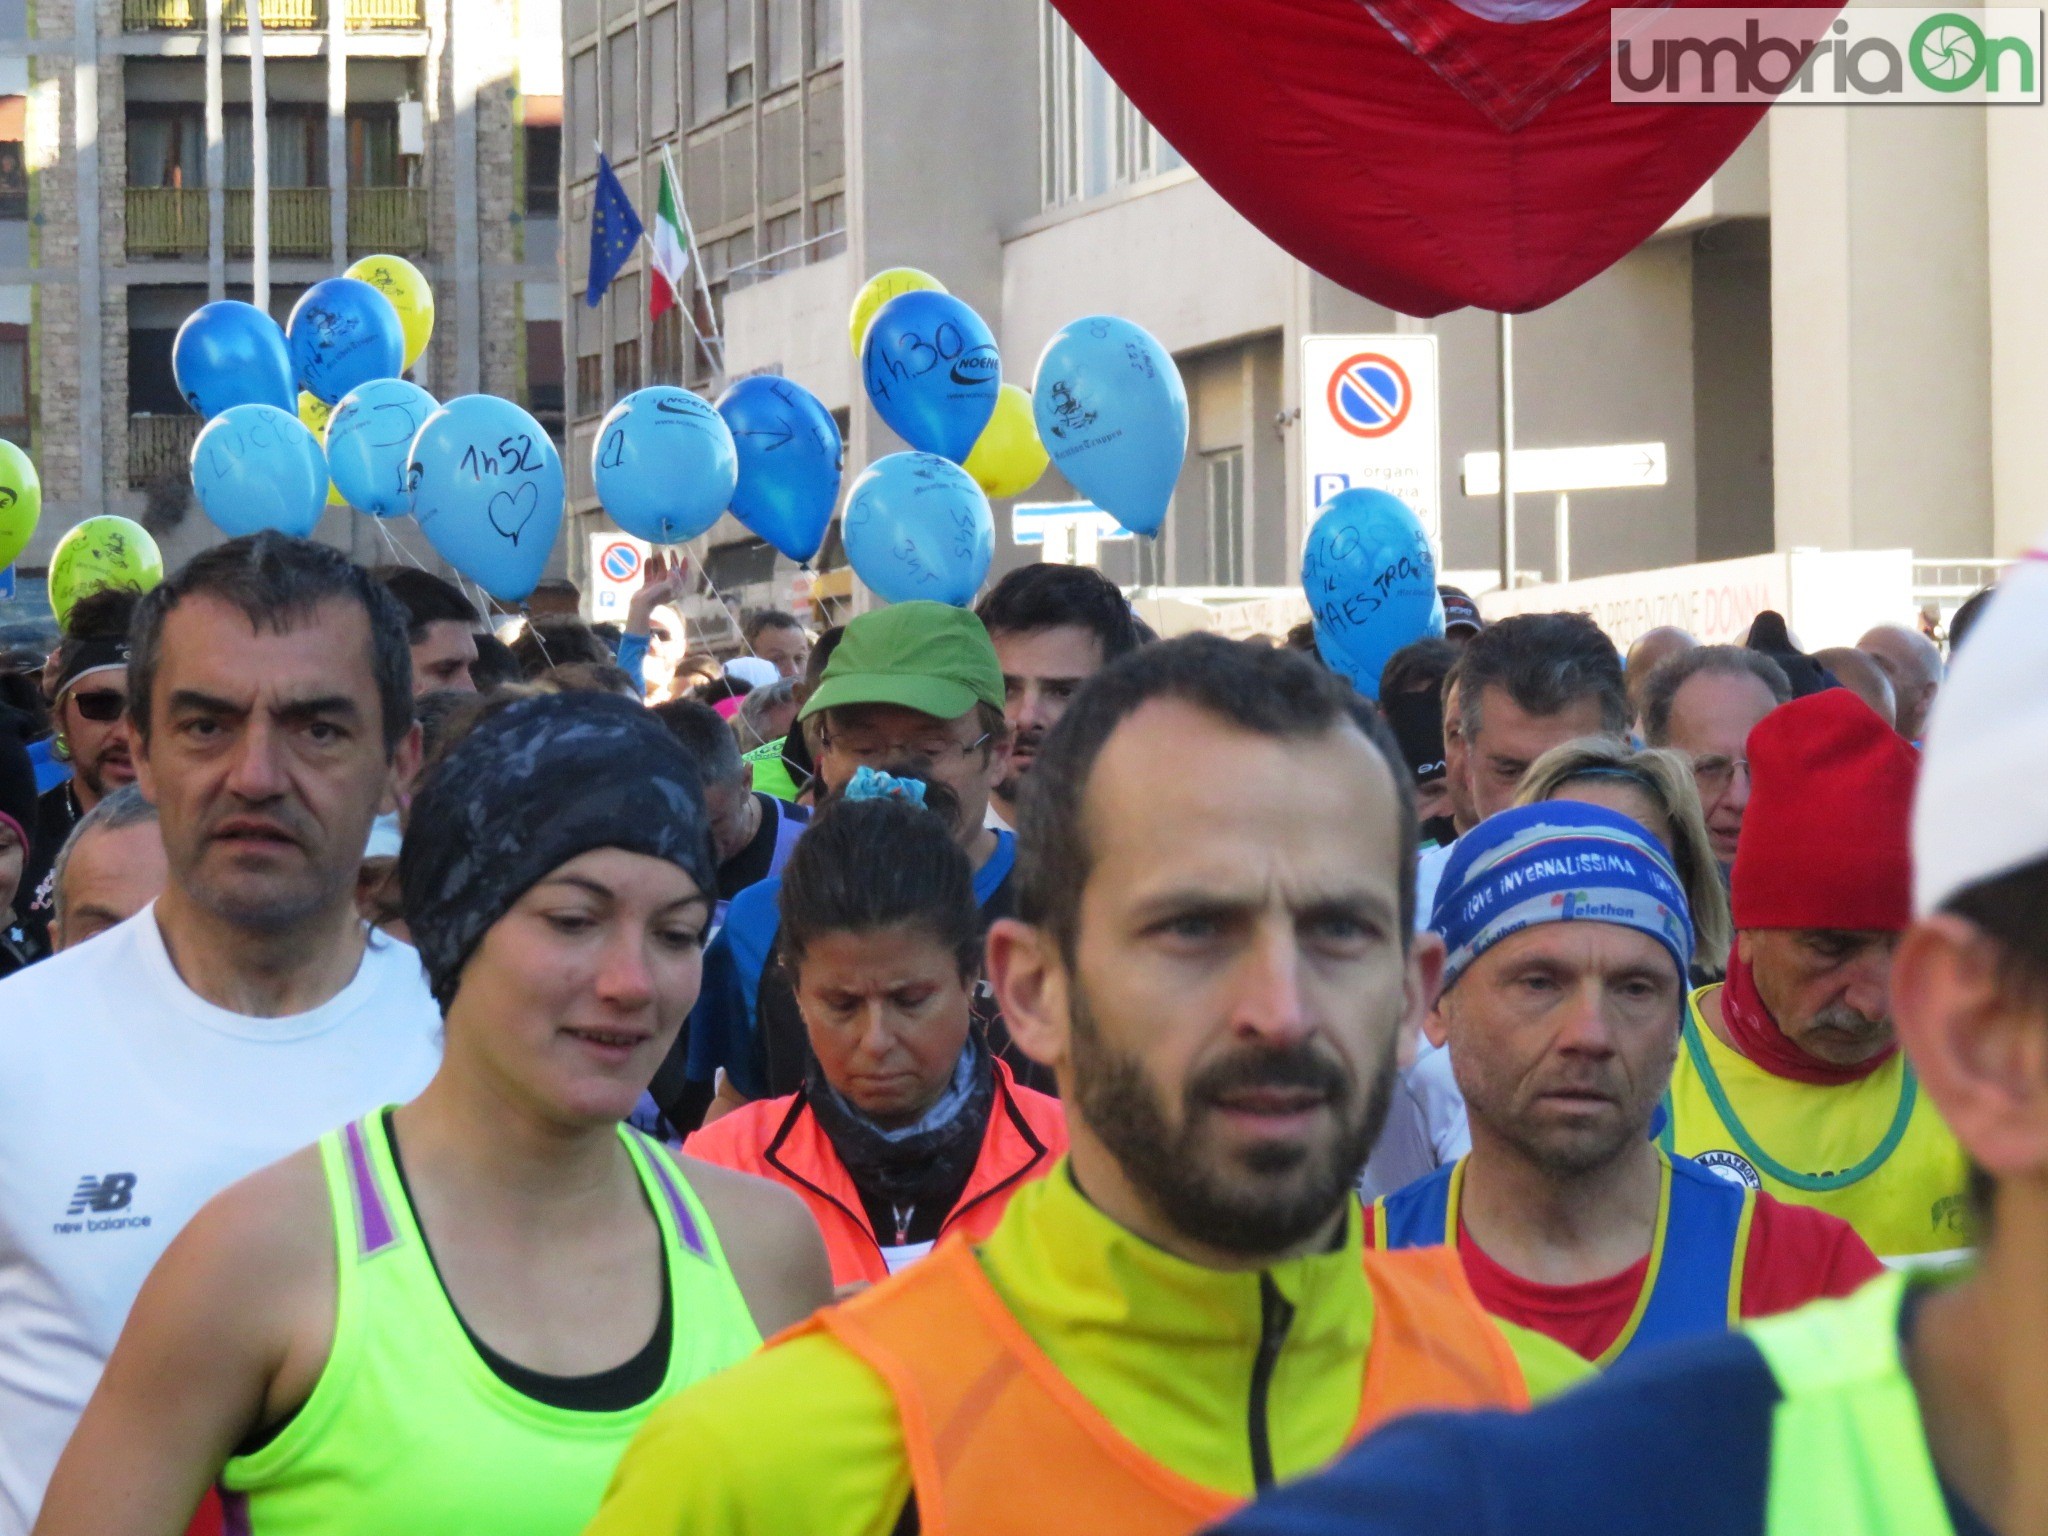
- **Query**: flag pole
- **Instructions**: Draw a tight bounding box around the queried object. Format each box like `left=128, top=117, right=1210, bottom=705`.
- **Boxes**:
left=661, top=142, right=725, bottom=371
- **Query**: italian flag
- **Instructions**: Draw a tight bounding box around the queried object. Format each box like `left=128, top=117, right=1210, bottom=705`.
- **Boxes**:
left=648, top=156, right=692, bottom=320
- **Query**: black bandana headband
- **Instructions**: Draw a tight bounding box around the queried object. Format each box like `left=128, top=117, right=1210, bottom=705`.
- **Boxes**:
left=399, top=691, right=718, bottom=1011
left=52, top=636, right=131, bottom=701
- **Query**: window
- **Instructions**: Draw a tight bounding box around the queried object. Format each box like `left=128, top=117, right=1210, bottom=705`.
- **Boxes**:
left=612, top=272, right=641, bottom=397
left=526, top=318, right=564, bottom=436
left=767, top=0, right=800, bottom=87
left=570, top=50, right=598, bottom=178
left=810, top=190, right=844, bottom=258
left=126, top=107, right=206, bottom=189
left=647, top=6, right=679, bottom=141
left=808, top=0, right=840, bottom=67
left=650, top=303, right=685, bottom=384
left=0, top=326, right=27, bottom=445
left=764, top=209, right=801, bottom=261
left=127, top=326, right=184, bottom=414
left=347, top=110, right=400, bottom=188
left=725, top=0, right=755, bottom=108
left=1203, top=448, right=1244, bottom=586
left=224, top=108, right=329, bottom=187
left=524, top=123, right=561, bottom=215
left=607, top=27, right=640, bottom=162
left=690, top=0, right=724, bottom=124
left=1039, top=7, right=1182, bottom=209
left=575, top=293, right=604, bottom=416
left=0, top=96, right=25, bottom=218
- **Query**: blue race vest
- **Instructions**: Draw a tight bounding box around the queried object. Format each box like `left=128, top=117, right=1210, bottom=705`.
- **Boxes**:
left=1373, top=1150, right=1755, bottom=1366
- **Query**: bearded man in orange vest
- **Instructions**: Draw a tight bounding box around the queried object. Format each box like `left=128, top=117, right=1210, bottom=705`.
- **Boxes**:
left=587, top=636, right=1589, bottom=1536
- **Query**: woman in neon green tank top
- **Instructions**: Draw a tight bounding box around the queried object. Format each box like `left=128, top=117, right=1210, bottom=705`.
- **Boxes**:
left=38, top=693, right=835, bottom=1536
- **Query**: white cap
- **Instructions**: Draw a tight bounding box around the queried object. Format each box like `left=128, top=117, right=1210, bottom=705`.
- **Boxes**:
left=1913, top=547, right=2048, bottom=914
left=724, top=655, right=781, bottom=689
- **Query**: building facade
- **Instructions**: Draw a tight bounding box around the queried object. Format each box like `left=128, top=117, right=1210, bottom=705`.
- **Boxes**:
left=560, top=0, right=845, bottom=626
left=8, top=0, right=562, bottom=573
left=562, top=1, right=2039, bottom=624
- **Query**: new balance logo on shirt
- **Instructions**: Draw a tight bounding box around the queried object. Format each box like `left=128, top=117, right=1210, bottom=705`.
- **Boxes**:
left=67, top=1174, right=136, bottom=1215
left=52, top=1174, right=150, bottom=1235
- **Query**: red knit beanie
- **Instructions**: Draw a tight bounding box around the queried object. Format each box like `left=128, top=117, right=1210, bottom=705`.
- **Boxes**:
left=1731, top=689, right=1919, bottom=932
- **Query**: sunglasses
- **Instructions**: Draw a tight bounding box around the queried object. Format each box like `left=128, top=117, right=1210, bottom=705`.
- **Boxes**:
left=70, top=690, right=128, bottom=723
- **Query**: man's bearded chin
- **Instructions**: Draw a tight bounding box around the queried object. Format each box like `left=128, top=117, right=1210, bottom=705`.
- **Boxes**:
left=1068, top=984, right=1396, bottom=1257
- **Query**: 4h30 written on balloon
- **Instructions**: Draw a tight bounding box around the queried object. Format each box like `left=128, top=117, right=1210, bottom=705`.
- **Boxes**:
left=865, top=321, right=999, bottom=402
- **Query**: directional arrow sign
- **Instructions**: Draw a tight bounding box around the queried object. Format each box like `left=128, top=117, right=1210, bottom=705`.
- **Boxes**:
left=1460, top=443, right=1668, bottom=497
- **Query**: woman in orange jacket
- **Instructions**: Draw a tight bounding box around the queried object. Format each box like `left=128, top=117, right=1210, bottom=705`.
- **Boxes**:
left=687, top=771, right=1066, bottom=1286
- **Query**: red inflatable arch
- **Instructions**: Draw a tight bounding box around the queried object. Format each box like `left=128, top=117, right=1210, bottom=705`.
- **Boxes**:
left=1050, top=0, right=1840, bottom=316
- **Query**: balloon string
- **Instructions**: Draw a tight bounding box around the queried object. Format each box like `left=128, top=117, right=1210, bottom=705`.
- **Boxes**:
left=369, top=516, right=424, bottom=573
left=524, top=597, right=558, bottom=671
left=687, top=556, right=761, bottom=663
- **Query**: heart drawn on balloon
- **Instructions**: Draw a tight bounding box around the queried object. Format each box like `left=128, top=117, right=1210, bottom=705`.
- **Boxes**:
left=488, top=480, right=540, bottom=545
left=1049, top=0, right=1840, bottom=315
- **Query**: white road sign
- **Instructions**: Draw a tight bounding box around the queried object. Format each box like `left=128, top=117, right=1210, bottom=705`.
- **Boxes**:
left=588, top=532, right=652, bottom=621
left=1302, top=334, right=1441, bottom=548
left=1460, top=442, right=1668, bottom=497
left=1014, top=500, right=1132, bottom=566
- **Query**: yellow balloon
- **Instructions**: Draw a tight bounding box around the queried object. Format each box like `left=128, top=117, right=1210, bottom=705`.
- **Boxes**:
left=964, top=383, right=1049, bottom=501
left=849, top=267, right=946, bottom=358
left=346, top=253, right=435, bottom=370
left=0, top=438, right=41, bottom=570
left=49, top=515, right=163, bottom=631
left=298, top=391, right=348, bottom=507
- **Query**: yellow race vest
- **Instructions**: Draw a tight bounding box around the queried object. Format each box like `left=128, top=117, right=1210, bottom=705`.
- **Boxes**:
left=1660, top=988, right=1971, bottom=1267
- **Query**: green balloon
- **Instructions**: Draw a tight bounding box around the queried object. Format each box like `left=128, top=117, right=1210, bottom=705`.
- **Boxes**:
left=0, top=439, right=40, bottom=570
left=49, top=515, right=164, bottom=631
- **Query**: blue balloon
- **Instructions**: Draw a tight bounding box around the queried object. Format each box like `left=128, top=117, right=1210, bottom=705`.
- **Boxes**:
left=1301, top=489, right=1442, bottom=700
left=861, top=291, right=1001, bottom=464
left=593, top=387, right=738, bottom=544
left=189, top=403, right=329, bottom=539
left=326, top=378, right=439, bottom=518
left=842, top=453, right=994, bottom=607
left=173, top=300, right=294, bottom=420
left=717, top=376, right=843, bottom=563
left=287, top=277, right=406, bottom=406
left=407, top=395, right=565, bottom=602
left=1032, top=316, right=1188, bottom=537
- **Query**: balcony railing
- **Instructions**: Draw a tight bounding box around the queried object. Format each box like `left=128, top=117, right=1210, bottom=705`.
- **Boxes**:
left=225, top=187, right=329, bottom=256
left=343, top=0, right=422, bottom=27
left=125, top=187, right=209, bottom=256
left=346, top=186, right=427, bottom=254
left=128, top=414, right=202, bottom=488
left=121, top=0, right=421, bottom=29
left=127, top=186, right=425, bottom=258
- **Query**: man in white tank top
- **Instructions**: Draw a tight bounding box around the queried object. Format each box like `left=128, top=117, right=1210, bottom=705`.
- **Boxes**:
left=0, top=535, right=444, bottom=1536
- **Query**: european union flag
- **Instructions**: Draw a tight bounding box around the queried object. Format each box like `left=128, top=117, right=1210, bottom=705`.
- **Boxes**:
left=586, top=153, right=645, bottom=307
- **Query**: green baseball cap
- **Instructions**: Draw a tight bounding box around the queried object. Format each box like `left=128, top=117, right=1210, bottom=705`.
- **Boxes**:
left=799, top=601, right=1005, bottom=723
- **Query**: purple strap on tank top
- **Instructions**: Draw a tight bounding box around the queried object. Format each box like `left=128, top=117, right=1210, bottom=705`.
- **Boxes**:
left=343, top=1118, right=398, bottom=1257
left=634, top=1132, right=710, bottom=1261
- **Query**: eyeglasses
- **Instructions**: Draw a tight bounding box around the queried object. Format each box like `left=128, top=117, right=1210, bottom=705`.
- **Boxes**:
left=1691, top=754, right=1750, bottom=801
left=69, top=690, right=128, bottom=724
left=820, top=730, right=992, bottom=767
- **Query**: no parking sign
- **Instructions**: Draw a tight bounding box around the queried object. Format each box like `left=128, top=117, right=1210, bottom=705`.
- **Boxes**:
left=589, top=533, right=651, bottom=620
left=1302, top=334, right=1440, bottom=548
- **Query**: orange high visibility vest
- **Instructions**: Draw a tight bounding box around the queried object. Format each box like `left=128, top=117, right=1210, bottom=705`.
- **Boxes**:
left=782, top=1236, right=1528, bottom=1536
left=685, top=1058, right=1067, bottom=1286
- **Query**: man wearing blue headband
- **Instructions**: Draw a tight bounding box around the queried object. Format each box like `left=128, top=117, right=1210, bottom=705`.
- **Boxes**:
left=1367, top=802, right=1879, bottom=1366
